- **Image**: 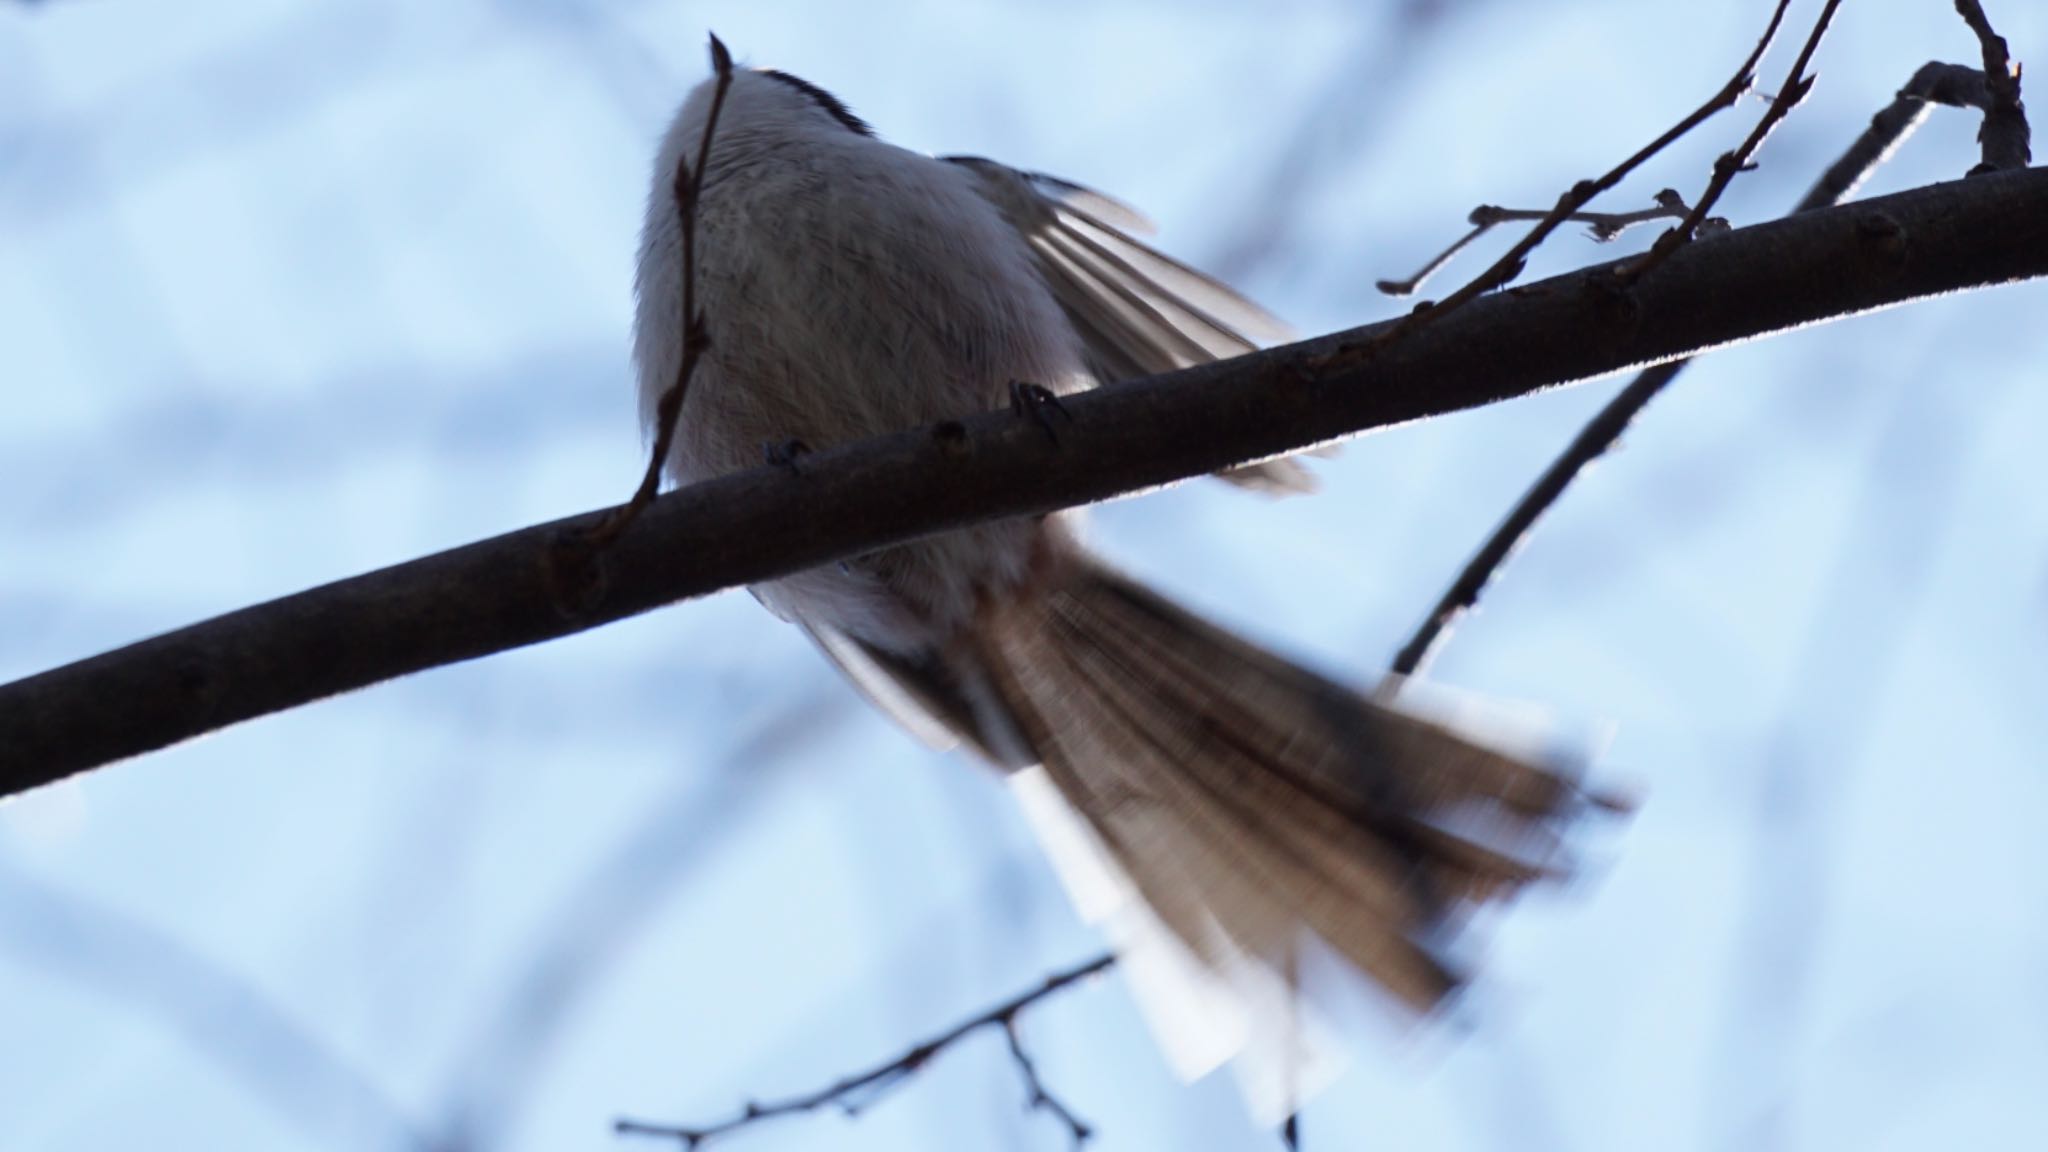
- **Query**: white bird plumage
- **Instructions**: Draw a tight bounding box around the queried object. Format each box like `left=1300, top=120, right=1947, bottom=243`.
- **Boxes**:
left=634, top=60, right=1613, bottom=1119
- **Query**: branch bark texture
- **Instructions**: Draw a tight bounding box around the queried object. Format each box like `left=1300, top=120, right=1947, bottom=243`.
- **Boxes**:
left=4, top=167, right=2045, bottom=793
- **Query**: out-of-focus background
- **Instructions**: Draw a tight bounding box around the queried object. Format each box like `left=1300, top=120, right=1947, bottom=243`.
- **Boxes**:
left=3, top=1, right=2045, bottom=1149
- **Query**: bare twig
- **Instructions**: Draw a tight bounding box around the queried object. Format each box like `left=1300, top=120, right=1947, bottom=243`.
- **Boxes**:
left=3, top=168, right=2046, bottom=792
left=1365, top=0, right=1794, bottom=343
left=1001, top=1017, right=1093, bottom=1148
left=1377, top=191, right=1700, bottom=297
left=1390, top=57, right=2021, bottom=676
left=614, top=954, right=1113, bottom=1148
left=1623, top=0, right=1845, bottom=285
left=1953, top=0, right=2031, bottom=171
left=586, top=33, right=734, bottom=548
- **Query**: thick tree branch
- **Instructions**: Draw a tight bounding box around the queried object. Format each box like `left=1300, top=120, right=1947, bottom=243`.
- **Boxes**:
left=3, top=166, right=2046, bottom=794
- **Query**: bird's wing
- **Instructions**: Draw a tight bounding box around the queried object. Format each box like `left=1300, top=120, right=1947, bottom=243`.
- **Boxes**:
left=945, top=156, right=1317, bottom=494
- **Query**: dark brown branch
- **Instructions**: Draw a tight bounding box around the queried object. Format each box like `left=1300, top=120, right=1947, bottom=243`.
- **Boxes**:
left=1954, top=0, right=2031, bottom=171
left=3, top=167, right=2047, bottom=794
left=1390, top=59, right=2025, bottom=677
left=614, top=954, right=1113, bottom=1148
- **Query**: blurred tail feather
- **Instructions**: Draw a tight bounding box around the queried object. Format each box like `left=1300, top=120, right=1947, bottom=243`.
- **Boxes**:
left=976, top=560, right=1611, bottom=1109
left=806, top=555, right=1615, bottom=1115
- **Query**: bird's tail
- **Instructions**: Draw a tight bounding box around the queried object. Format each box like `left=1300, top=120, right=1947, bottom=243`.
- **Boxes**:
left=968, top=558, right=1617, bottom=1114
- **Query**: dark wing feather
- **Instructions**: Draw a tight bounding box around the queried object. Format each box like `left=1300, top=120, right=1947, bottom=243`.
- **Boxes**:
left=802, top=623, right=1038, bottom=771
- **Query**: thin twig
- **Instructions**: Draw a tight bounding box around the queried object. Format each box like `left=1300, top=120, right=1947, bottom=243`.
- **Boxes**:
left=1002, top=1018, right=1093, bottom=1148
left=1362, top=0, right=1793, bottom=346
left=1953, top=0, right=2031, bottom=171
left=614, top=954, right=1113, bottom=1148
left=1377, top=191, right=1700, bottom=297
left=1622, top=0, right=1845, bottom=285
left=587, top=33, right=735, bottom=548
left=1390, top=57, right=2017, bottom=677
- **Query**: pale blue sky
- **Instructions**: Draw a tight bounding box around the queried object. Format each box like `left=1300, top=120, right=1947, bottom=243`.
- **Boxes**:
left=3, top=2, right=2045, bottom=1150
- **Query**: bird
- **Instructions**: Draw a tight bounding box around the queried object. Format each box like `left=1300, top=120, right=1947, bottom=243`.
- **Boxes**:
left=633, top=49, right=1616, bottom=1113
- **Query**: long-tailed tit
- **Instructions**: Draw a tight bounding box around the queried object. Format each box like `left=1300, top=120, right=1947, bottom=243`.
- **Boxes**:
left=635, top=58, right=1612, bottom=1114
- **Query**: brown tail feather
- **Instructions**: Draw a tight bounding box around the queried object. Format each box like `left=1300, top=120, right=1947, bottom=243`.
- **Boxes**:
left=973, top=559, right=1604, bottom=1014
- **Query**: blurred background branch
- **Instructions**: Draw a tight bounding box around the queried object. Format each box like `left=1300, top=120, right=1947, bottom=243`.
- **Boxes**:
left=0, top=860, right=429, bottom=1151
left=433, top=688, right=852, bottom=1152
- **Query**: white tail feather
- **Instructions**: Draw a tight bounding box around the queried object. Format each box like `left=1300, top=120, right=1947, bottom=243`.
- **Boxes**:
left=1011, top=766, right=1344, bottom=1121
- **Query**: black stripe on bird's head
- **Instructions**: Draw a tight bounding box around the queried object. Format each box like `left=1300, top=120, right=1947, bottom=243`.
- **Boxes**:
left=756, top=69, right=875, bottom=137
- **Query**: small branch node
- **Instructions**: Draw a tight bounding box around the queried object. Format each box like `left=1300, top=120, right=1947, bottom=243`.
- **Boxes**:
left=1009, top=381, right=1072, bottom=442
left=931, top=419, right=972, bottom=456
left=763, top=438, right=812, bottom=474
